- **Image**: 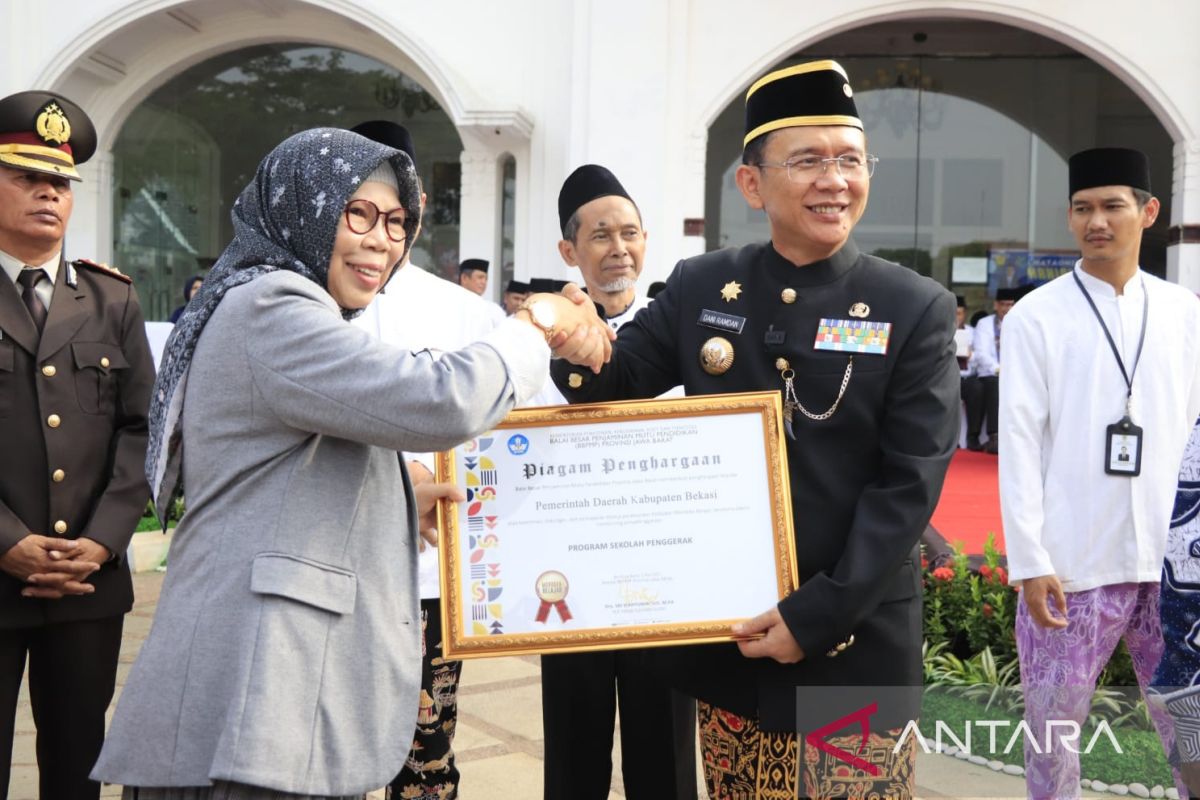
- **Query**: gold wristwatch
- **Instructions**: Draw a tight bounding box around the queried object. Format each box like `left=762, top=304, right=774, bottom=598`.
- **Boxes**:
left=517, top=297, right=558, bottom=343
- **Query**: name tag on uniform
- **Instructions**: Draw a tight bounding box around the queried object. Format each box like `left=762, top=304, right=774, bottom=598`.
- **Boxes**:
left=814, top=318, right=892, bottom=355
left=697, top=309, right=746, bottom=334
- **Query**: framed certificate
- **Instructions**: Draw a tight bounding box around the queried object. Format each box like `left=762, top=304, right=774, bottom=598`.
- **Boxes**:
left=435, top=391, right=797, bottom=659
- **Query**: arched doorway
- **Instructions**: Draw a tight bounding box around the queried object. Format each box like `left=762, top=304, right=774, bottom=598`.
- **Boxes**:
left=111, top=42, right=464, bottom=321
left=704, top=20, right=1174, bottom=310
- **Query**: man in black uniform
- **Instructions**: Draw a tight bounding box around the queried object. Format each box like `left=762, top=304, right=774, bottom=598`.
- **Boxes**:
left=549, top=60, right=959, bottom=797
left=0, top=91, right=155, bottom=799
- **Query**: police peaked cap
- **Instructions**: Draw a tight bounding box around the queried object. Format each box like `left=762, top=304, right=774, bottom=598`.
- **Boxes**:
left=0, top=90, right=96, bottom=181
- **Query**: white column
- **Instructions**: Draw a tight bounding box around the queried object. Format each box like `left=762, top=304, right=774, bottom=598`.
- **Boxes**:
left=1168, top=138, right=1200, bottom=292
left=459, top=148, right=499, bottom=301
left=70, top=150, right=114, bottom=265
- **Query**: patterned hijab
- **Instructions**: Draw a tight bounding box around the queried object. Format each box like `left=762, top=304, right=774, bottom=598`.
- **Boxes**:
left=146, top=127, right=421, bottom=522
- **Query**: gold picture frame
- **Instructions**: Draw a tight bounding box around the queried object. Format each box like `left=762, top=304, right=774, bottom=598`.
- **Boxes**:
left=436, top=390, right=797, bottom=659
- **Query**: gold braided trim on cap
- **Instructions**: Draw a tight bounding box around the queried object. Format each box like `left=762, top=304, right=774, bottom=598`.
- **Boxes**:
left=0, top=142, right=75, bottom=164
left=746, top=59, right=850, bottom=99
left=744, top=114, right=864, bottom=147
left=0, top=148, right=82, bottom=180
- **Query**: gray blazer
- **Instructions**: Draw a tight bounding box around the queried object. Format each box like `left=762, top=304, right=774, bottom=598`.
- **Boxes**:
left=93, top=271, right=546, bottom=794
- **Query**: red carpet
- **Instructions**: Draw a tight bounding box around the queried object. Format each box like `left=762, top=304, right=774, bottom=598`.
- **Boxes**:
left=930, top=449, right=1005, bottom=555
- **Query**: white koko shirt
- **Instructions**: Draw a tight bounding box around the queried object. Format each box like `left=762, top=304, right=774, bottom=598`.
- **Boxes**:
left=354, top=262, right=509, bottom=599
left=999, top=264, right=1200, bottom=591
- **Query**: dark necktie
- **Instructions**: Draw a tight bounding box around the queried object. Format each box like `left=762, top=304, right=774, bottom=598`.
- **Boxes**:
left=17, top=269, right=48, bottom=333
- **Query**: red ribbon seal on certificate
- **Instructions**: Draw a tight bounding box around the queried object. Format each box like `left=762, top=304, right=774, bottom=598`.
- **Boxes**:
left=535, top=570, right=572, bottom=623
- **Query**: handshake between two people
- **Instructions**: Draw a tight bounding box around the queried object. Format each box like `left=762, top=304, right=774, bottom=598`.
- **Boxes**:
left=411, top=283, right=615, bottom=551
left=515, top=283, right=617, bottom=373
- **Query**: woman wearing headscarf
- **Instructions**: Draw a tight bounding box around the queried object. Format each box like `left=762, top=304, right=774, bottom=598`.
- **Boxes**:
left=167, top=274, right=204, bottom=323
left=91, top=128, right=611, bottom=799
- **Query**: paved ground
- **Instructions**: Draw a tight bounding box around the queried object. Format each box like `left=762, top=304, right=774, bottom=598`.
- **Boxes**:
left=9, top=571, right=1103, bottom=799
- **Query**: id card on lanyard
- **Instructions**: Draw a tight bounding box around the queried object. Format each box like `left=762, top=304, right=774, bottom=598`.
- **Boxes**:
left=1073, top=271, right=1147, bottom=477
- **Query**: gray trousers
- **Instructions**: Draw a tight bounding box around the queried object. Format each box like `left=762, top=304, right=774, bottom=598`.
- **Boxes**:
left=122, top=783, right=365, bottom=800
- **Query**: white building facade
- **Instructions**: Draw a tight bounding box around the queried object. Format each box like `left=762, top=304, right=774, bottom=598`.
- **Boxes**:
left=3, top=0, right=1197, bottom=318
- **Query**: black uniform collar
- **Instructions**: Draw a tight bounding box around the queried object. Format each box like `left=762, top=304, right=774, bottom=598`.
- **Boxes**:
left=764, top=239, right=860, bottom=287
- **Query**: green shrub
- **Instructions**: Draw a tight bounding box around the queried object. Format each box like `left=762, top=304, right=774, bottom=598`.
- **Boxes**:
left=136, top=496, right=186, bottom=532
left=923, top=533, right=1018, bottom=663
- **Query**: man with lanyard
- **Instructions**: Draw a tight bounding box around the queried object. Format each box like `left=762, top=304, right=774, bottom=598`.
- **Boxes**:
left=1000, top=147, right=1200, bottom=799
left=542, top=61, right=959, bottom=798
left=538, top=164, right=695, bottom=800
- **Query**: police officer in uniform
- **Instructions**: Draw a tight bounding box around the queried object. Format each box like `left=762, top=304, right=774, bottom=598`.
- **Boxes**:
left=546, top=61, right=959, bottom=797
left=0, top=91, right=155, bottom=799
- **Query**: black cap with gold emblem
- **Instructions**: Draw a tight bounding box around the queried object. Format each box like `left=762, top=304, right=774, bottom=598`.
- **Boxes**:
left=744, top=59, right=862, bottom=149
left=0, top=90, right=96, bottom=181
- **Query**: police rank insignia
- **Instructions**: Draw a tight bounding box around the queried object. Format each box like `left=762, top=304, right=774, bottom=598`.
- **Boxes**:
left=815, top=318, right=892, bottom=355
left=35, top=102, right=71, bottom=145
left=848, top=302, right=870, bottom=318
left=720, top=281, right=743, bottom=302
left=700, top=337, right=735, bottom=375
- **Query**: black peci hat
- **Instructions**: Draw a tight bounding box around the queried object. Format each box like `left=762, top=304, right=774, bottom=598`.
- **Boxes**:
left=995, top=287, right=1021, bottom=302
left=1068, top=148, right=1150, bottom=198
left=743, top=60, right=861, bottom=149
left=505, top=279, right=531, bottom=293
left=350, top=120, right=417, bottom=168
left=0, top=90, right=96, bottom=181
left=459, top=258, right=489, bottom=275
left=558, top=164, right=632, bottom=235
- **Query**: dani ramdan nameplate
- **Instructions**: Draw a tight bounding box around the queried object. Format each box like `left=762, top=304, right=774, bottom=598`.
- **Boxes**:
left=435, top=391, right=797, bottom=659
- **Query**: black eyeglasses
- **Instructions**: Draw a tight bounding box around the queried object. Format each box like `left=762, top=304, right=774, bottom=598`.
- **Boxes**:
left=344, top=198, right=407, bottom=242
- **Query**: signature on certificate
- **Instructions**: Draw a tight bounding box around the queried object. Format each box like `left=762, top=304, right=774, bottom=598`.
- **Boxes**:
left=619, top=582, right=661, bottom=604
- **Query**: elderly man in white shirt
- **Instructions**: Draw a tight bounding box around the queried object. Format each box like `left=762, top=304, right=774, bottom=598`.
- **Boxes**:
left=1000, top=147, right=1200, bottom=800
left=349, top=120, right=507, bottom=800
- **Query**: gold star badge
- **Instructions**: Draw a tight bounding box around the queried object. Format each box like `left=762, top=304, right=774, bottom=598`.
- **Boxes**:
left=720, top=281, right=743, bottom=303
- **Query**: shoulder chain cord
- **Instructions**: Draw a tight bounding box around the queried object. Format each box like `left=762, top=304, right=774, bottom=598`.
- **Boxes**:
left=781, top=357, right=854, bottom=421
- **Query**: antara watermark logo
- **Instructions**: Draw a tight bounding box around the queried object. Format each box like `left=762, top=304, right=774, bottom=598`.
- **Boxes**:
left=892, top=717, right=1124, bottom=757
left=805, top=703, right=1123, bottom=776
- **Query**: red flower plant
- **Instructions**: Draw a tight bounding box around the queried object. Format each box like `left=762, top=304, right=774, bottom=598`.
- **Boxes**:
left=932, top=566, right=955, bottom=582
left=982, top=603, right=994, bottom=618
